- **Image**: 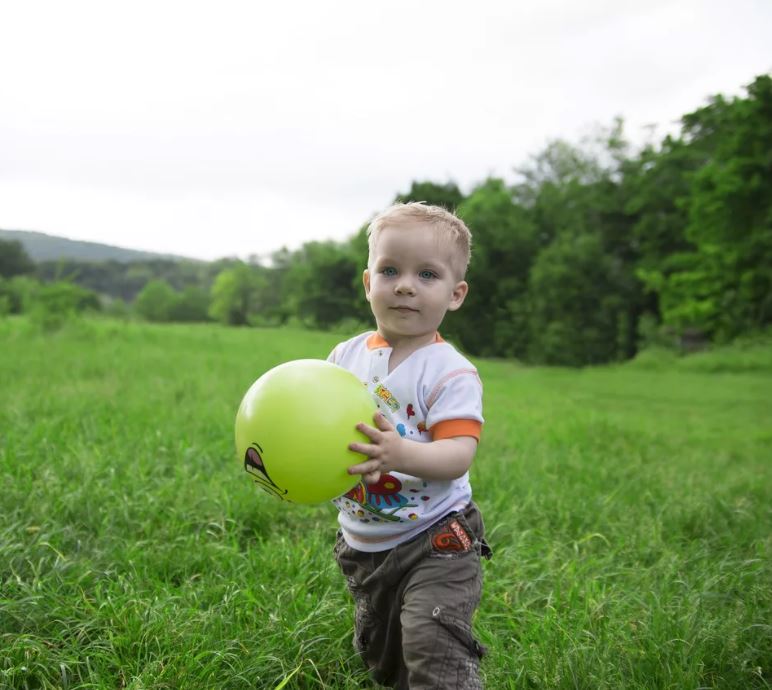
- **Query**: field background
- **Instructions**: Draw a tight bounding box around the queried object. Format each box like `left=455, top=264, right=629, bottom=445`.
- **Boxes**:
left=1, top=317, right=770, bottom=689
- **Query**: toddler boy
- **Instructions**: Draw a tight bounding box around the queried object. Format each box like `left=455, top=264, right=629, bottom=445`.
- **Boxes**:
left=328, top=202, right=490, bottom=689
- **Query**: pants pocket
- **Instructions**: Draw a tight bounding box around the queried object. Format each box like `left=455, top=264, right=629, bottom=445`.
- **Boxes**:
left=428, top=515, right=477, bottom=558
left=436, top=608, right=487, bottom=659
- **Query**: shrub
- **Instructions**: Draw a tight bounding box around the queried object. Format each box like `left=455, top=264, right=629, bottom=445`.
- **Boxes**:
left=134, top=280, right=177, bottom=322
left=28, top=281, right=101, bottom=331
left=0, top=276, right=38, bottom=314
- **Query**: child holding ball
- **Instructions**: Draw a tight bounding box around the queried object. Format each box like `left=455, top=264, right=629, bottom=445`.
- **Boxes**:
left=327, top=202, right=491, bottom=689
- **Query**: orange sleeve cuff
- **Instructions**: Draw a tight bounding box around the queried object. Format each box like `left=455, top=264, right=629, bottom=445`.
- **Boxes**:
left=430, top=419, right=482, bottom=441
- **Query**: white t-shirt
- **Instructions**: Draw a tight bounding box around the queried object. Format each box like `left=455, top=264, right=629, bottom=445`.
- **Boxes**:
left=328, top=331, right=484, bottom=552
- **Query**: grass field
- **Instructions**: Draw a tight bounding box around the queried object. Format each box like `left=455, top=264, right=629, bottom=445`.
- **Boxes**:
left=1, top=317, right=770, bottom=689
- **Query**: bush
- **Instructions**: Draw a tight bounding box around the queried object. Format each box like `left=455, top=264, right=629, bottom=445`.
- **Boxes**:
left=28, top=281, right=101, bottom=331
left=636, top=312, right=679, bottom=351
left=627, top=330, right=772, bottom=373
left=134, top=280, right=177, bottom=322
left=0, top=276, right=38, bottom=314
left=625, top=346, right=680, bottom=371
left=167, top=286, right=210, bottom=322
left=103, top=297, right=132, bottom=320
left=678, top=332, right=772, bottom=373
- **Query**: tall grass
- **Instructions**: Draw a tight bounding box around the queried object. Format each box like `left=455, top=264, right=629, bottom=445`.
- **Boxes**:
left=1, top=317, right=770, bottom=688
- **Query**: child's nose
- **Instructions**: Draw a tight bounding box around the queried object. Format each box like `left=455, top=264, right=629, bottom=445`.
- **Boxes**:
left=394, top=278, right=416, bottom=295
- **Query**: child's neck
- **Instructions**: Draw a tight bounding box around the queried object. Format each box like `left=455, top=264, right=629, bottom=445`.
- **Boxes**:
left=378, top=330, right=438, bottom=373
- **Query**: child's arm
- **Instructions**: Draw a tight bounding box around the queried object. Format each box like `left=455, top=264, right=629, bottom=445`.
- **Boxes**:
left=347, top=411, right=477, bottom=484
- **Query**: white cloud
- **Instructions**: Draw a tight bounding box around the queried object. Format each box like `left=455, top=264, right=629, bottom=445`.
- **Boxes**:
left=1, top=0, right=770, bottom=259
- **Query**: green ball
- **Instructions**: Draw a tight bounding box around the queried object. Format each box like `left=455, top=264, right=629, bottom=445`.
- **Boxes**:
left=235, top=359, right=375, bottom=504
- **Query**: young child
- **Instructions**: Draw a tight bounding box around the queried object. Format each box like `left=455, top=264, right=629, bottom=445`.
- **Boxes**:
left=327, top=202, right=490, bottom=689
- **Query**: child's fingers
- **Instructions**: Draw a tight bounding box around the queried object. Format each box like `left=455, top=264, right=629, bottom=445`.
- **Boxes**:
left=347, top=458, right=380, bottom=476
left=362, top=470, right=381, bottom=484
left=373, top=411, right=394, bottom=431
left=348, top=441, right=378, bottom=457
left=355, top=422, right=381, bottom=442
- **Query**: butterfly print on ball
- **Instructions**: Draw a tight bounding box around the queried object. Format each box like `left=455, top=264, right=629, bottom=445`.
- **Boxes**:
left=244, top=443, right=289, bottom=500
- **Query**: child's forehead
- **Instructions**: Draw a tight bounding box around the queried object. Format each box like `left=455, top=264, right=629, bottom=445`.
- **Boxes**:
left=372, top=223, right=451, bottom=257
left=370, top=225, right=464, bottom=277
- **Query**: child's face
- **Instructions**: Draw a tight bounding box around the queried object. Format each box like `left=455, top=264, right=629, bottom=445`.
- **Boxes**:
left=364, top=225, right=468, bottom=345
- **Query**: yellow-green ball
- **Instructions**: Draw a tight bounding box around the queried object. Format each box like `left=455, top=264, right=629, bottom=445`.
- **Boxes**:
left=235, top=359, right=375, bottom=504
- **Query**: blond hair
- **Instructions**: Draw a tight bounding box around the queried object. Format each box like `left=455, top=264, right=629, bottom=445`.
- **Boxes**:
left=367, top=202, right=472, bottom=278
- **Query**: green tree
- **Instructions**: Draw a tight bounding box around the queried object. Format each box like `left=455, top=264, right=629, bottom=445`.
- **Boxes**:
left=134, top=279, right=177, bottom=322
left=168, top=286, right=211, bottom=322
left=0, top=276, right=38, bottom=314
left=342, top=227, right=371, bottom=325
left=683, top=74, right=772, bottom=337
left=624, top=136, right=698, bottom=269
left=511, top=123, right=644, bottom=361
left=623, top=135, right=702, bottom=341
left=29, top=281, right=101, bottom=330
left=0, top=276, right=34, bottom=315
left=636, top=74, right=772, bottom=340
left=282, top=241, right=362, bottom=330
left=528, top=233, right=630, bottom=365
left=36, top=257, right=224, bottom=302
left=452, top=178, right=538, bottom=358
left=513, top=138, right=606, bottom=249
left=208, top=263, right=268, bottom=326
left=394, top=180, right=465, bottom=210
left=0, top=239, right=35, bottom=278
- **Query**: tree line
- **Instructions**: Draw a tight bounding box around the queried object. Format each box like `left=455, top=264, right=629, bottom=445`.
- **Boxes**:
left=1, top=74, right=769, bottom=365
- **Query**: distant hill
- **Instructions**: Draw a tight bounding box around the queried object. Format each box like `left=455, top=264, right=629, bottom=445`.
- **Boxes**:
left=0, top=229, right=201, bottom=263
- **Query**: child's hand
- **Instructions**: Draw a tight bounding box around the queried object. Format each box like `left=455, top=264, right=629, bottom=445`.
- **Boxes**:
left=347, top=411, right=407, bottom=484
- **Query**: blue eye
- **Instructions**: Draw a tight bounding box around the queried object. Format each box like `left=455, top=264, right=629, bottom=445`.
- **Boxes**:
left=419, top=270, right=437, bottom=280
left=382, top=267, right=398, bottom=277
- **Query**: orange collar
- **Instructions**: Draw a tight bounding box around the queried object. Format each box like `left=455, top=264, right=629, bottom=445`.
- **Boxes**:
left=365, top=332, right=444, bottom=350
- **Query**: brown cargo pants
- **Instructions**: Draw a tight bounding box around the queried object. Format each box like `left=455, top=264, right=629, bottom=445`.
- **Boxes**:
left=334, top=502, right=491, bottom=689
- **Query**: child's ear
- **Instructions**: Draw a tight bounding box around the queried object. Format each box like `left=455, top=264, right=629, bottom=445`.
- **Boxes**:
left=363, top=269, right=371, bottom=302
left=448, top=280, right=468, bottom=311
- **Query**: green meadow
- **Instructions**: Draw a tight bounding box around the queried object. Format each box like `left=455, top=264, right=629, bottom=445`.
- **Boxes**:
left=1, top=318, right=770, bottom=689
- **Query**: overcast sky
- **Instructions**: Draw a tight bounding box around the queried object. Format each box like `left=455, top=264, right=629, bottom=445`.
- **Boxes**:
left=1, top=1, right=770, bottom=261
